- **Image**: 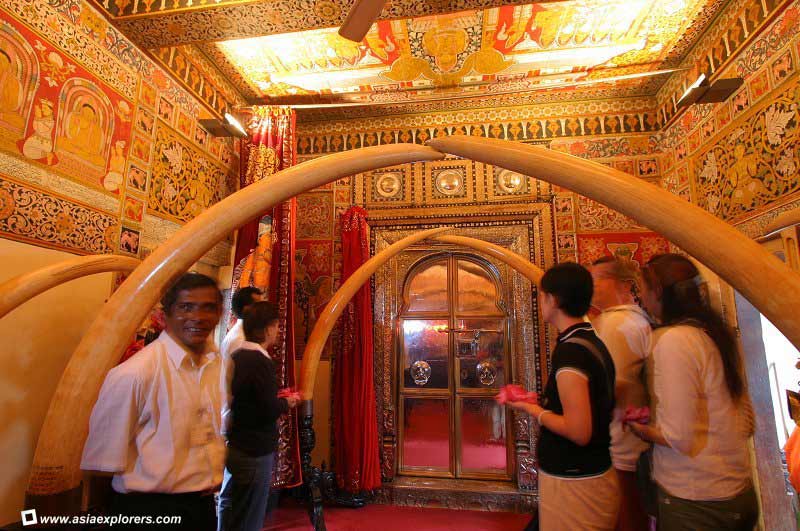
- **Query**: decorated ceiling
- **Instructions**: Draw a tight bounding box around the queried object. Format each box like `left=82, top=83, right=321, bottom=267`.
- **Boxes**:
left=211, top=0, right=712, bottom=105
left=91, top=0, right=730, bottom=115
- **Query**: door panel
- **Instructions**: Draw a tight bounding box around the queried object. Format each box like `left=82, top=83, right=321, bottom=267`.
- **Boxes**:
left=398, top=253, right=511, bottom=480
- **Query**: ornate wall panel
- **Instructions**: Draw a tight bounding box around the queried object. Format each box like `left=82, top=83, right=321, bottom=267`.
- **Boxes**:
left=657, top=0, right=796, bottom=126
left=577, top=232, right=671, bottom=267
left=659, top=5, right=800, bottom=229
left=0, top=0, right=239, bottom=258
left=297, top=107, right=660, bottom=156
left=146, top=122, right=237, bottom=223
left=0, top=173, right=117, bottom=254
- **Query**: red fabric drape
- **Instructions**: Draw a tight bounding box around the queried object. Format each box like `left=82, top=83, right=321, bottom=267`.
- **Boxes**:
left=232, top=106, right=302, bottom=488
left=334, top=206, right=381, bottom=492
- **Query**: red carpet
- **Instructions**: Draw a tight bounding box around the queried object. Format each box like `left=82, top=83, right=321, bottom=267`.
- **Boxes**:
left=263, top=501, right=531, bottom=530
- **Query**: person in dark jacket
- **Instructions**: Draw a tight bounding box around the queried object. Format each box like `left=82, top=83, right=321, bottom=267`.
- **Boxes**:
left=217, top=301, right=299, bottom=531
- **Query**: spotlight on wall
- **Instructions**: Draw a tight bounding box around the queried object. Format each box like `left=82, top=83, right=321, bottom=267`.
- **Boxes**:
left=676, top=74, right=744, bottom=108
left=198, top=113, right=248, bottom=138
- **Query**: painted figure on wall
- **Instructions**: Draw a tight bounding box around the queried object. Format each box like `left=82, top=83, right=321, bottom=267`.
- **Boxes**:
left=0, top=26, right=38, bottom=142
left=55, top=79, right=114, bottom=182
left=0, top=49, right=22, bottom=117
left=103, top=140, right=126, bottom=193
left=61, top=103, right=105, bottom=165
left=21, top=98, right=55, bottom=163
left=729, top=142, right=763, bottom=209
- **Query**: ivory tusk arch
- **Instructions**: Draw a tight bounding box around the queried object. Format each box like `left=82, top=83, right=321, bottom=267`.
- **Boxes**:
left=298, top=233, right=543, bottom=400
left=432, top=235, right=544, bottom=284
left=429, top=136, right=800, bottom=352
left=27, top=144, right=444, bottom=505
left=299, top=227, right=450, bottom=400
left=0, top=255, right=140, bottom=320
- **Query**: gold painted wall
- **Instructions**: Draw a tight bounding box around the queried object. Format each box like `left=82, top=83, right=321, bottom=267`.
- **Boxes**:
left=0, top=238, right=112, bottom=525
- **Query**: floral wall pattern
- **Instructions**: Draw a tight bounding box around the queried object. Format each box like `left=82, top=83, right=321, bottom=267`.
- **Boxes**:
left=659, top=0, right=800, bottom=228
left=0, top=173, right=117, bottom=254
left=0, top=0, right=238, bottom=262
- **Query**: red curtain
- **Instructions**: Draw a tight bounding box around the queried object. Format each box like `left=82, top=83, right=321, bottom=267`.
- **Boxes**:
left=334, top=206, right=381, bottom=492
left=232, top=106, right=302, bottom=488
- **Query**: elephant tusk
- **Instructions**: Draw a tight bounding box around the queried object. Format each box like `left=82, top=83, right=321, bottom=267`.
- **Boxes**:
left=428, top=136, right=800, bottom=352
left=299, top=227, right=451, bottom=400
left=0, top=255, right=140, bottom=319
left=27, top=144, right=444, bottom=504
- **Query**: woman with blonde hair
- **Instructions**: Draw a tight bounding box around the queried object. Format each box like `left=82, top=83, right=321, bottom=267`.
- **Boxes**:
left=630, top=253, right=757, bottom=530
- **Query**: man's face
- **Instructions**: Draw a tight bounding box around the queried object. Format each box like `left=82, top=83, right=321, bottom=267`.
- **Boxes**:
left=164, top=286, right=222, bottom=353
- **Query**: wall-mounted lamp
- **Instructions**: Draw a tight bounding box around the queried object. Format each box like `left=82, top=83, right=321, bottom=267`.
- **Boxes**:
left=198, top=112, right=248, bottom=138
left=677, top=73, right=744, bottom=108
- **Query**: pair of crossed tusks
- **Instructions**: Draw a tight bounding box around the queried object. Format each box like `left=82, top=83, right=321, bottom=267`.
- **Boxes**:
left=11, top=137, right=798, bottom=505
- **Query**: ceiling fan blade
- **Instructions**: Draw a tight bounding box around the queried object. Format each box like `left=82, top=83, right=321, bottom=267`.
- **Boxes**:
left=338, top=0, right=386, bottom=42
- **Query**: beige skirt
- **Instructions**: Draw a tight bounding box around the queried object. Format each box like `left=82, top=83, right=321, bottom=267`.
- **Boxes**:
left=539, top=468, right=620, bottom=531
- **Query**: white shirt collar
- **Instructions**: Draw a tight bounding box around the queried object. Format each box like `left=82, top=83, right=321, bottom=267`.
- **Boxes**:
left=602, top=304, right=652, bottom=321
left=239, top=340, right=271, bottom=360
left=160, top=331, right=218, bottom=369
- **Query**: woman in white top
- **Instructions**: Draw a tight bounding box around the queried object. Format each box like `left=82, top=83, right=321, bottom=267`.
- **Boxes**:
left=630, top=253, right=757, bottom=531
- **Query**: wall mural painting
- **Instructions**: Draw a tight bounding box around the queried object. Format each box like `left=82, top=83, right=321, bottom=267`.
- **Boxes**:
left=147, top=123, right=234, bottom=223
left=578, top=232, right=670, bottom=268
left=0, top=22, right=38, bottom=148
left=296, top=192, right=334, bottom=240
left=0, top=18, right=134, bottom=196
left=0, top=174, right=117, bottom=254
left=657, top=0, right=797, bottom=126
left=693, top=77, right=800, bottom=222
left=294, top=239, right=334, bottom=360
left=577, top=196, right=644, bottom=232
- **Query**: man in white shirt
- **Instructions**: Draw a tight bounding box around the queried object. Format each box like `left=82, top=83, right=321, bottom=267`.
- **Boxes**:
left=81, top=272, right=225, bottom=531
left=221, top=287, right=263, bottom=358
left=590, top=256, right=652, bottom=531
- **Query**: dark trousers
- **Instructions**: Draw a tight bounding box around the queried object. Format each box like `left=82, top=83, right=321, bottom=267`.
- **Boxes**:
left=217, top=446, right=275, bottom=531
left=109, top=490, right=217, bottom=531
left=657, top=486, right=759, bottom=531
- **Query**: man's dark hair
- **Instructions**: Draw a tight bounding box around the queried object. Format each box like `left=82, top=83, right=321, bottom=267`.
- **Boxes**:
left=161, top=272, right=221, bottom=314
left=540, top=262, right=593, bottom=318
left=232, top=287, right=262, bottom=319
left=243, top=301, right=280, bottom=343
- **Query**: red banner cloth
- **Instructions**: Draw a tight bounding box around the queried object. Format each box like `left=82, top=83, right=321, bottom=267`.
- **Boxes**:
left=333, top=206, right=382, bottom=492
left=231, top=106, right=302, bottom=488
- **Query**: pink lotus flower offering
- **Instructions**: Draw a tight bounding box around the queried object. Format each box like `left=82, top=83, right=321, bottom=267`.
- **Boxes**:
left=495, top=384, right=538, bottom=405
left=278, top=388, right=301, bottom=402
left=623, top=406, right=650, bottom=425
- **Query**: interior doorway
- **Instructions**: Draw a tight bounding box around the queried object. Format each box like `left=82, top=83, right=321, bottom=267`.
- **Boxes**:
left=396, top=253, right=512, bottom=480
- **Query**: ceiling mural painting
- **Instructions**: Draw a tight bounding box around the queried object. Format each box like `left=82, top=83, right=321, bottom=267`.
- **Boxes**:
left=100, top=0, right=536, bottom=46
left=84, top=0, right=731, bottom=116
left=209, top=0, right=715, bottom=105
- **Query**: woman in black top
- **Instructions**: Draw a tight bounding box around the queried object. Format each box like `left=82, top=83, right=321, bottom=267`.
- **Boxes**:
left=217, top=301, right=299, bottom=531
left=508, top=263, right=618, bottom=530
